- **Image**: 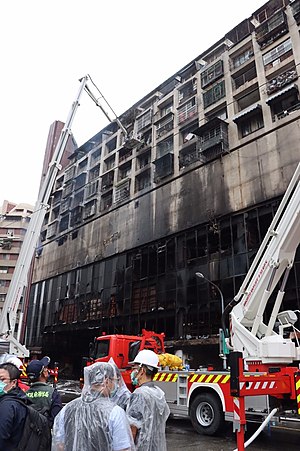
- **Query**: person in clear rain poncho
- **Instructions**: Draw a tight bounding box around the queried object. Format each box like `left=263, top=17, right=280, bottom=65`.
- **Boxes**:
left=51, top=361, right=135, bottom=451
left=108, top=358, right=131, bottom=411
left=126, top=350, right=170, bottom=451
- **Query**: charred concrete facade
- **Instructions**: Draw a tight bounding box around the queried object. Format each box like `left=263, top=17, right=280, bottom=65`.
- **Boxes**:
left=27, top=0, right=300, bottom=374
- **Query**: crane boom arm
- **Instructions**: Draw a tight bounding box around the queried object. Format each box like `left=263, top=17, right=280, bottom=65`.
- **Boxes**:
left=0, top=76, right=90, bottom=356
left=229, top=163, right=300, bottom=364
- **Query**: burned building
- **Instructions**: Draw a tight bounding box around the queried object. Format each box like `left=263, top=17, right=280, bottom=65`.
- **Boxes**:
left=26, top=0, right=300, bottom=375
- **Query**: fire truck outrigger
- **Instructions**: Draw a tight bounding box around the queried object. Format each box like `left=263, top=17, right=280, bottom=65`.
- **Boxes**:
left=85, top=162, right=300, bottom=442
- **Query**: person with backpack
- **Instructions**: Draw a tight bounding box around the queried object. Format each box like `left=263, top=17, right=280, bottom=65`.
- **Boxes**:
left=0, top=361, right=28, bottom=450
left=0, top=359, right=52, bottom=451
left=26, top=356, right=62, bottom=426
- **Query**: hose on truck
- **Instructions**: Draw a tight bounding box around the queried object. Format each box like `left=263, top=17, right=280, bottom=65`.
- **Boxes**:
left=233, top=408, right=278, bottom=451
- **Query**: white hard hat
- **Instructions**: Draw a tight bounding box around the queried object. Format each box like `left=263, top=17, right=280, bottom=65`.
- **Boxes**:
left=0, top=353, right=23, bottom=370
left=133, top=349, right=159, bottom=369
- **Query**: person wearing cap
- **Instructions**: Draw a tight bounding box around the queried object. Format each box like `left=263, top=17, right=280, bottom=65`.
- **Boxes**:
left=26, top=356, right=62, bottom=427
left=0, top=361, right=29, bottom=450
left=52, top=361, right=134, bottom=451
left=126, top=349, right=170, bottom=451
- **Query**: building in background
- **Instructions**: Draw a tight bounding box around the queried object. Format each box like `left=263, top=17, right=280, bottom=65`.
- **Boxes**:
left=27, top=0, right=300, bottom=375
left=0, top=201, right=34, bottom=342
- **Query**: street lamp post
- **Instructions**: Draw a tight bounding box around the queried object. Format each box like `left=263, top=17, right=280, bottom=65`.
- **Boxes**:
left=195, top=272, right=227, bottom=369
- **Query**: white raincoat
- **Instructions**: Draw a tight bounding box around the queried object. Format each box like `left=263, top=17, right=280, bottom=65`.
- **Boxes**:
left=51, top=362, right=135, bottom=451
left=126, top=382, right=170, bottom=451
left=109, top=358, right=131, bottom=411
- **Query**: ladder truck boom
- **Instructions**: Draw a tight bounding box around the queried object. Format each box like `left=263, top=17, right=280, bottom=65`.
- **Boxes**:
left=0, top=75, right=106, bottom=357
left=228, top=162, right=300, bottom=364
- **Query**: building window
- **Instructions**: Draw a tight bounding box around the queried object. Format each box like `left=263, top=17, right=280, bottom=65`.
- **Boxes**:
left=136, top=110, right=152, bottom=132
left=156, top=116, right=174, bottom=139
left=159, top=102, right=173, bottom=118
left=104, top=156, right=115, bottom=172
left=156, top=137, right=173, bottom=159
left=256, top=10, right=288, bottom=48
left=0, top=267, right=8, bottom=274
left=268, top=89, right=300, bottom=121
left=239, top=111, right=264, bottom=137
left=85, top=180, right=99, bottom=198
left=178, top=79, right=197, bottom=104
left=118, top=163, right=131, bottom=181
left=263, top=38, right=292, bottom=69
left=89, top=164, right=100, bottom=182
left=83, top=200, right=97, bottom=219
left=235, top=87, right=260, bottom=111
left=59, top=214, right=70, bottom=233
left=100, top=192, right=113, bottom=211
left=72, top=190, right=84, bottom=209
left=46, top=221, right=58, bottom=239
left=136, top=151, right=151, bottom=170
left=232, top=47, right=254, bottom=69
left=203, top=81, right=225, bottom=108
left=101, top=171, right=114, bottom=191
left=91, top=148, right=101, bottom=164
left=119, top=148, right=132, bottom=163
left=65, top=166, right=76, bottom=183
left=179, top=143, right=200, bottom=169
left=153, top=154, right=174, bottom=182
left=1, top=254, right=10, bottom=260
left=74, top=173, right=86, bottom=191
left=106, top=137, right=117, bottom=153
left=135, top=170, right=151, bottom=192
left=201, top=60, right=224, bottom=88
left=232, top=63, right=257, bottom=90
left=114, top=180, right=130, bottom=203
left=178, top=98, right=197, bottom=124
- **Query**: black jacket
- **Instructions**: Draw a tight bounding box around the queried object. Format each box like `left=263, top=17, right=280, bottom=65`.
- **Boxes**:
left=0, top=387, right=28, bottom=451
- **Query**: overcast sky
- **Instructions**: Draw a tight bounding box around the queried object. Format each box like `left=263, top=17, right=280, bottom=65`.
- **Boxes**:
left=0, top=0, right=265, bottom=207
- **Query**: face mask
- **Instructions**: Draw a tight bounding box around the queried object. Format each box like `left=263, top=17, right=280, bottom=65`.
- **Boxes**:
left=130, top=369, right=139, bottom=386
left=0, top=381, right=7, bottom=395
left=110, top=381, right=118, bottom=398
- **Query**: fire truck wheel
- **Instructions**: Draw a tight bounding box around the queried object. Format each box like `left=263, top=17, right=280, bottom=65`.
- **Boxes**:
left=190, top=392, right=224, bottom=436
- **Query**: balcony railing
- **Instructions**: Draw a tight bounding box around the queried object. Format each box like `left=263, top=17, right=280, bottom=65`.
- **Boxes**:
left=256, top=10, right=288, bottom=48
left=156, top=118, right=174, bottom=139
left=178, top=103, right=197, bottom=124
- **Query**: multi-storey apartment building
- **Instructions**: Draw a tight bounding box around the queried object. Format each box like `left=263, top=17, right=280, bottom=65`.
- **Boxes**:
left=27, top=0, right=300, bottom=374
left=0, top=201, right=33, bottom=344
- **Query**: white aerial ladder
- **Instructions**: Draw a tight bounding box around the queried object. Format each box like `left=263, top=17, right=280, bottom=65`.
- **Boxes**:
left=0, top=74, right=131, bottom=357
left=227, top=162, right=300, bottom=365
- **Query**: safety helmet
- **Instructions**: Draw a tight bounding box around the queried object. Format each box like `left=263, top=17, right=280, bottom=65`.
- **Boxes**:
left=133, top=349, right=159, bottom=369
left=0, top=353, right=23, bottom=370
